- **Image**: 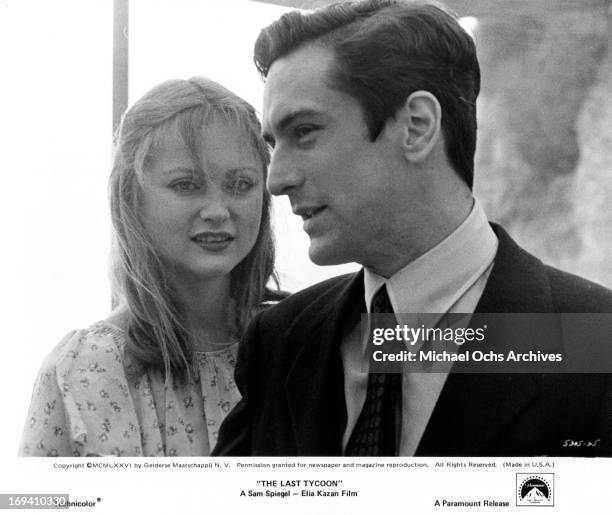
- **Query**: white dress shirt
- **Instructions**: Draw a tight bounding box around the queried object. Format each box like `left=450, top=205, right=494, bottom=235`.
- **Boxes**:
left=341, top=199, right=498, bottom=455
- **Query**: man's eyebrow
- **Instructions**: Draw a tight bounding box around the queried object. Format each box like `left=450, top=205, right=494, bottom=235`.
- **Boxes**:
left=262, top=108, right=321, bottom=143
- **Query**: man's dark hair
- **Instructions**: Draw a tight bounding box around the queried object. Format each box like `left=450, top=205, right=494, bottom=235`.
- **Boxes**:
left=254, top=0, right=480, bottom=189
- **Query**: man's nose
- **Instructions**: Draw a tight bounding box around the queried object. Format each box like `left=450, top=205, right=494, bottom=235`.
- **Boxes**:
left=199, top=190, right=230, bottom=224
left=266, top=149, right=304, bottom=196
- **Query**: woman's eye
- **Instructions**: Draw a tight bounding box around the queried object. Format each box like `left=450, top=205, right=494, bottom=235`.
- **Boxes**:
left=227, top=178, right=254, bottom=195
left=171, top=180, right=200, bottom=192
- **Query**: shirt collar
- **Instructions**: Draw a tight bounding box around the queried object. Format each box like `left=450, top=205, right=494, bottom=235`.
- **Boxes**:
left=364, top=198, right=498, bottom=313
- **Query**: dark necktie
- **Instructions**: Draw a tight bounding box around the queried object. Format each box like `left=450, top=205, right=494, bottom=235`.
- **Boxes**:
left=345, top=284, right=401, bottom=456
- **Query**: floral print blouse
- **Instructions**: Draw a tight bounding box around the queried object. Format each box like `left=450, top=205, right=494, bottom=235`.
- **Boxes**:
left=19, top=320, right=240, bottom=457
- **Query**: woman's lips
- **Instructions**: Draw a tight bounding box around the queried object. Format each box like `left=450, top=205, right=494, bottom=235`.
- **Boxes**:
left=191, top=232, right=235, bottom=252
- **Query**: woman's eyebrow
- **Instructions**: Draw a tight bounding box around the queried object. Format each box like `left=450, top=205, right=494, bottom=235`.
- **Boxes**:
left=163, top=166, right=200, bottom=176
left=226, top=166, right=261, bottom=174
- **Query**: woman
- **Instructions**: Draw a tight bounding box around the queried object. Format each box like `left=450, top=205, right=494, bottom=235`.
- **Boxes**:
left=19, top=77, right=279, bottom=457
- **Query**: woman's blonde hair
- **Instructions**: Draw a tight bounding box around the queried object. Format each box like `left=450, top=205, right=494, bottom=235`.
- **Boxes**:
left=109, top=77, right=277, bottom=381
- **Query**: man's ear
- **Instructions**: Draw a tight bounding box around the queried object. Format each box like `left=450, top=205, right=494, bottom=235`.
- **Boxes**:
left=393, top=91, right=442, bottom=164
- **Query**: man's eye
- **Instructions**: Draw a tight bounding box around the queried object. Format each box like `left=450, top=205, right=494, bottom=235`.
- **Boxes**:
left=171, top=180, right=200, bottom=192
left=294, top=125, right=317, bottom=140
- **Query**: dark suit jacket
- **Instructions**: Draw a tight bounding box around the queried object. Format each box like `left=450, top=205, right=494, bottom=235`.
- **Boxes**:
left=214, top=225, right=612, bottom=456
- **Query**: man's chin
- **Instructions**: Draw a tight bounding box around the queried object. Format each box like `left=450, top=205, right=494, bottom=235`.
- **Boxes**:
left=308, top=242, right=352, bottom=267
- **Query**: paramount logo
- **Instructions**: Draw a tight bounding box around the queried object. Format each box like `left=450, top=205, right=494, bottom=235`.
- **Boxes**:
left=516, top=473, right=554, bottom=506
left=524, top=486, right=547, bottom=502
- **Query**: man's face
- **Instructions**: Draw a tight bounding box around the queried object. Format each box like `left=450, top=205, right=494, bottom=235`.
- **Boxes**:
left=262, top=45, right=404, bottom=269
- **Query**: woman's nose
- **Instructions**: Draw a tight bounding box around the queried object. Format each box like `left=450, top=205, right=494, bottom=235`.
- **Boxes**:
left=198, top=191, right=230, bottom=224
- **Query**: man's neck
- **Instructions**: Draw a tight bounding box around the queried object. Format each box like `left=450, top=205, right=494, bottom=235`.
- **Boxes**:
left=366, top=194, right=474, bottom=278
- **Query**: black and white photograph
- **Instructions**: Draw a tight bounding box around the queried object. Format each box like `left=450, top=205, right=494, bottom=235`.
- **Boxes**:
left=1, top=0, right=611, bottom=512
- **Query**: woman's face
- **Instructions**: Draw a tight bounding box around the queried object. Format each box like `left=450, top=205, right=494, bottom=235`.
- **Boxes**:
left=140, top=118, right=264, bottom=283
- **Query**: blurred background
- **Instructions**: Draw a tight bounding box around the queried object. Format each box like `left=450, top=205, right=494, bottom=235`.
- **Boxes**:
left=1, top=0, right=610, bottom=458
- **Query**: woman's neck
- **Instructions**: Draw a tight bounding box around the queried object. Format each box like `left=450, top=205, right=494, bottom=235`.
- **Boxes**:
left=170, top=271, right=238, bottom=350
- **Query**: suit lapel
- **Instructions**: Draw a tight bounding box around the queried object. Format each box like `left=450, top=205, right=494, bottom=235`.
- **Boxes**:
left=418, top=225, right=552, bottom=455
left=285, top=271, right=365, bottom=455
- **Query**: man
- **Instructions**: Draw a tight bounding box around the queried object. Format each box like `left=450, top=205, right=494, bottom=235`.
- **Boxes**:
left=214, top=0, right=612, bottom=456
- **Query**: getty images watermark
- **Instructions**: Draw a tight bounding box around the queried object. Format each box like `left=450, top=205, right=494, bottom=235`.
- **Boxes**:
left=363, top=313, right=612, bottom=373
